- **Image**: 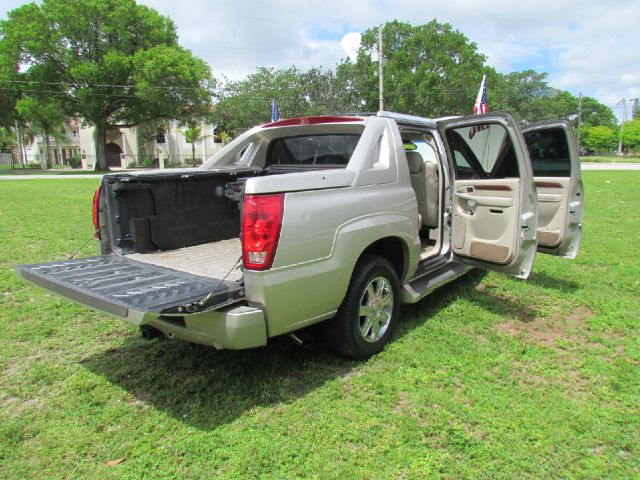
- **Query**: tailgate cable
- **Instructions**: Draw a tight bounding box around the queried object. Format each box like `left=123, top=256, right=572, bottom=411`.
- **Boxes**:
left=67, top=227, right=103, bottom=260
left=178, top=256, right=243, bottom=314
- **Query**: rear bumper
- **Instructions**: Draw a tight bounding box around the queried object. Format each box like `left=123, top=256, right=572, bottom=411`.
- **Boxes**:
left=144, top=305, right=267, bottom=350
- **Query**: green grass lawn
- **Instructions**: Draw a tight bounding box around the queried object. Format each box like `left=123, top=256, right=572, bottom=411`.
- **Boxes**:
left=1, top=174, right=638, bottom=479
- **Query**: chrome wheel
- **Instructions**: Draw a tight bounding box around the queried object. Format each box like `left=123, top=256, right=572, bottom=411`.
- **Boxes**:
left=358, top=275, right=394, bottom=343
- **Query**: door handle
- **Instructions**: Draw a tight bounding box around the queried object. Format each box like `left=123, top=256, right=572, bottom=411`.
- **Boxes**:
left=455, top=191, right=513, bottom=208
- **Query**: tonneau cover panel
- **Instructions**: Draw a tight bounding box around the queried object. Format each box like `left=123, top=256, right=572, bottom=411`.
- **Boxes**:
left=16, top=255, right=244, bottom=323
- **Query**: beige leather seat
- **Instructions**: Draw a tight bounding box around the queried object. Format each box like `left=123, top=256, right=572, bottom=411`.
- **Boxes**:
left=406, top=151, right=440, bottom=229
left=423, top=162, right=439, bottom=228
left=406, top=151, right=428, bottom=226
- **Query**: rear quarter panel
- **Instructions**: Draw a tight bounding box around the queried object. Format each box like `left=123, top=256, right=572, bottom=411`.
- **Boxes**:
left=243, top=182, right=420, bottom=337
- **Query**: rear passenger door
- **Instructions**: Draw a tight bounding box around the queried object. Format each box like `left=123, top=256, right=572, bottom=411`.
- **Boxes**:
left=438, top=113, right=538, bottom=279
left=522, top=120, right=584, bottom=258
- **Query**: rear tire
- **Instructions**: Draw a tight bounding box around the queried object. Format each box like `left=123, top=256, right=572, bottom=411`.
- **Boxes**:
left=324, top=255, right=400, bottom=360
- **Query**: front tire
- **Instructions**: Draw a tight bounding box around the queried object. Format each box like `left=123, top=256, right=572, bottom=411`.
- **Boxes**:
left=325, top=255, right=400, bottom=360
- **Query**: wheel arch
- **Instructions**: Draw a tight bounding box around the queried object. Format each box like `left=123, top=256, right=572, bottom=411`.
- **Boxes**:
left=358, top=236, right=410, bottom=283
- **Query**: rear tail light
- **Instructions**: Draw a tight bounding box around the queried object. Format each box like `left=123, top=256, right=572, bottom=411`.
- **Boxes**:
left=241, top=193, right=285, bottom=270
left=92, top=186, right=102, bottom=239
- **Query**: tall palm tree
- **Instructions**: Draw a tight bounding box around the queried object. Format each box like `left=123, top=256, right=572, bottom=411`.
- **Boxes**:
left=178, top=122, right=211, bottom=165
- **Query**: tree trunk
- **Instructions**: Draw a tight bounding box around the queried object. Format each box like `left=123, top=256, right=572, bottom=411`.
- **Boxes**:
left=95, top=125, right=109, bottom=171
left=191, top=142, right=195, bottom=164
left=15, top=121, right=24, bottom=167
left=45, top=132, right=52, bottom=169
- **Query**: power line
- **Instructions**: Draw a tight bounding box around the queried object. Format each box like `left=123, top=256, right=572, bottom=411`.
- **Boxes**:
left=0, top=79, right=206, bottom=91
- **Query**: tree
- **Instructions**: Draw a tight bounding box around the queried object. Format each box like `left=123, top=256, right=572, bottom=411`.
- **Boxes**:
left=621, top=119, right=640, bottom=153
left=0, top=0, right=215, bottom=171
left=211, top=66, right=358, bottom=134
left=0, top=126, right=16, bottom=152
left=582, top=125, right=617, bottom=154
left=16, top=97, right=67, bottom=168
left=0, top=31, right=20, bottom=129
left=177, top=122, right=211, bottom=165
left=580, top=96, right=617, bottom=128
left=488, top=70, right=575, bottom=123
left=339, top=20, right=487, bottom=117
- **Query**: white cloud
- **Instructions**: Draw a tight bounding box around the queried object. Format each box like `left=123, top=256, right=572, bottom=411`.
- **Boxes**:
left=340, top=32, right=361, bottom=62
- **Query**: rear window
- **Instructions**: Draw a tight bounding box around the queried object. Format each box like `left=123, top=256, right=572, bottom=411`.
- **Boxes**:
left=267, top=134, right=360, bottom=167
left=524, top=127, right=571, bottom=177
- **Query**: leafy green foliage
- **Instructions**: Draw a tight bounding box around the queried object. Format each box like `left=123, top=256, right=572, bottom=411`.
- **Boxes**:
left=621, top=119, right=640, bottom=152
left=583, top=125, right=618, bottom=153
left=0, top=126, right=15, bottom=152
left=0, top=0, right=215, bottom=170
left=212, top=66, right=360, bottom=134
left=15, top=97, right=68, bottom=168
left=490, top=70, right=582, bottom=124
left=580, top=96, right=617, bottom=128
left=342, top=20, right=487, bottom=116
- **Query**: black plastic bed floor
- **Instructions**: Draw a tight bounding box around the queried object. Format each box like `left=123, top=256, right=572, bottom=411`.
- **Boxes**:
left=16, top=255, right=244, bottom=317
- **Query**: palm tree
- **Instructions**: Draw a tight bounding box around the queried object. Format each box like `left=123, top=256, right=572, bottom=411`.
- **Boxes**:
left=216, top=131, right=232, bottom=145
left=178, top=122, right=212, bottom=165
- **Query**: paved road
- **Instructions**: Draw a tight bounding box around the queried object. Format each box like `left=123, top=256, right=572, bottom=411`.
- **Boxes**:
left=581, top=163, right=640, bottom=170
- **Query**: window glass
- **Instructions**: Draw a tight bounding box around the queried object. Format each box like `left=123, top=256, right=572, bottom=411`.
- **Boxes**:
left=408, top=139, right=438, bottom=165
left=268, top=134, right=360, bottom=167
left=524, top=127, right=571, bottom=177
left=234, top=142, right=257, bottom=165
left=446, top=123, right=519, bottom=179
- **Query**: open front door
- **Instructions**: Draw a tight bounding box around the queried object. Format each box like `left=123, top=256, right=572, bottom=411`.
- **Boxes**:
left=438, top=113, right=538, bottom=278
left=522, top=120, right=584, bottom=258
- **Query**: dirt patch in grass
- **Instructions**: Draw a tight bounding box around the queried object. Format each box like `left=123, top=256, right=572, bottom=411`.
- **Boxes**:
left=2, top=395, right=41, bottom=413
left=3, top=359, right=19, bottom=376
left=496, top=306, right=597, bottom=395
left=493, top=305, right=594, bottom=349
left=393, top=392, right=413, bottom=416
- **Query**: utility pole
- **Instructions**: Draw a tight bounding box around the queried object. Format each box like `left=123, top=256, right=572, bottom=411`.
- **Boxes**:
left=577, top=92, right=582, bottom=152
left=378, top=24, right=384, bottom=112
left=617, top=98, right=627, bottom=156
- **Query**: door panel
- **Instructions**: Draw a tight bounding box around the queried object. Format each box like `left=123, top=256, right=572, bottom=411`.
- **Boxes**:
left=438, top=113, right=537, bottom=278
left=522, top=121, right=583, bottom=258
left=452, top=178, right=521, bottom=264
left=534, top=177, right=570, bottom=247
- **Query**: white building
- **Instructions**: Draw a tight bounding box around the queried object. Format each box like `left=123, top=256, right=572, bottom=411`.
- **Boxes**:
left=17, top=120, right=82, bottom=168
left=79, top=120, right=223, bottom=169
left=15, top=118, right=224, bottom=169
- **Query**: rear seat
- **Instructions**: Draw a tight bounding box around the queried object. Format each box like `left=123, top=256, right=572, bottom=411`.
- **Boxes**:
left=406, top=152, right=428, bottom=226
left=406, top=151, right=439, bottom=228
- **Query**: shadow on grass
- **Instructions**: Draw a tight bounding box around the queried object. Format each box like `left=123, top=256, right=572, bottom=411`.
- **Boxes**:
left=82, top=268, right=567, bottom=431
left=83, top=334, right=356, bottom=431
left=528, top=271, right=580, bottom=293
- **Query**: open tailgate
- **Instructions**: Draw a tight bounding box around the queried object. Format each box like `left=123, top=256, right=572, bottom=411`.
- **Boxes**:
left=16, top=255, right=244, bottom=325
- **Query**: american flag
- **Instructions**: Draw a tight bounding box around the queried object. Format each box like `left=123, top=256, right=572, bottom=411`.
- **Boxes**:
left=271, top=99, right=280, bottom=122
left=469, top=74, right=488, bottom=138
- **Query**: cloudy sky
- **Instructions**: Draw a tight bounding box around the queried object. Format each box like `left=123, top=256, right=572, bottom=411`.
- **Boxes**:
left=1, top=0, right=638, bottom=119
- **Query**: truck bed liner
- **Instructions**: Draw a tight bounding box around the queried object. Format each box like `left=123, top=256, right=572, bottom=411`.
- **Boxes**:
left=16, top=255, right=244, bottom=319
left=126, top=239, right=242, bottom=281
